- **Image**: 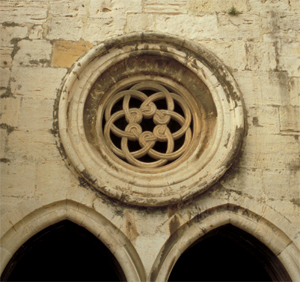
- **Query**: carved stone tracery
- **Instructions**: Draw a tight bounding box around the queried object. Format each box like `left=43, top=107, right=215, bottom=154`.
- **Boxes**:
left=100, top=81, right=193, bottom=168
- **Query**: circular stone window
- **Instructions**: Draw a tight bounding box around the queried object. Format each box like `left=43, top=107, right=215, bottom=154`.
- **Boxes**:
left=57, top=33, right=244, bottom=206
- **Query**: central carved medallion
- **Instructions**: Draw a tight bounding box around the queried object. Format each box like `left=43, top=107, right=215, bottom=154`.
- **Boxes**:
left=99, top=81, right=193, bottom=169
left=57, top=33, right=244, bottom=206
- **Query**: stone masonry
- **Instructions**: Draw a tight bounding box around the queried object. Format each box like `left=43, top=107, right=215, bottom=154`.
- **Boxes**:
left=0, top=0, right=299, bottom=281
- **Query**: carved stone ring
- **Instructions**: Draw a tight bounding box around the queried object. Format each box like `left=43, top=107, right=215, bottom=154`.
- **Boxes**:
left=57, top=33, right=245, bottom=206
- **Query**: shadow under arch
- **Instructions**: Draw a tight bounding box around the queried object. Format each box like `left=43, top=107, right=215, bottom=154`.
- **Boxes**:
left=150, top=204, right=299, bottom=282
left=0, top=200, right=146, bottom=282
left=1, top=220, right=126, bottom=281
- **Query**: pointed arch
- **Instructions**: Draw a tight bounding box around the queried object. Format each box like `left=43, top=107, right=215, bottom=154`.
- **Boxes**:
left=150, top=204, right=300, bottom=282
left=0, top=200, right=146, bottom=282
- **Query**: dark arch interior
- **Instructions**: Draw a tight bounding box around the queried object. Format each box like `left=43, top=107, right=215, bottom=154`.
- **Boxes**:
left=1, top=220, right=126, bottom=281
left=168, top=224, right=291, bottom=282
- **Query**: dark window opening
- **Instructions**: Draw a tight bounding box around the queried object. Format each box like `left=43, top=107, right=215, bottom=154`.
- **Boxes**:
left=168, top=224, right=291, bottom=282
left=1, top=220, right=126, bottom=281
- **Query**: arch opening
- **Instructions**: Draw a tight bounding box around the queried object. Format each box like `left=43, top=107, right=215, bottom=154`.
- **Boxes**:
left=1, top=220, right=126, bottom=282
left=168, top=224, right=291, bottom=282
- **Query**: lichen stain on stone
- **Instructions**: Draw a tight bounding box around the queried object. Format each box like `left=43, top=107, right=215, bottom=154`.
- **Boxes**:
left=290, top=198, right=300, bottom=207
left=124, top=210, right=140, bottom=241
left=169, top=214, right=181, bottom=235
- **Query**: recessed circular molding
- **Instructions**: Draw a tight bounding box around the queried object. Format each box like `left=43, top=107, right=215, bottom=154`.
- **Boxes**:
left=57, top=32, right=244, bottom=206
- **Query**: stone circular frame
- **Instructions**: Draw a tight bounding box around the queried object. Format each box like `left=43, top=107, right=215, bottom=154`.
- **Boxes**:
left=57, top=33, right=244, bottom=206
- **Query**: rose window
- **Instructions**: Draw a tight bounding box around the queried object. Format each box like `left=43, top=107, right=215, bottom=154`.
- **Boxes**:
left=99, top=81, right=193, bottom=168
left=57, top=33, right=244, bottom=206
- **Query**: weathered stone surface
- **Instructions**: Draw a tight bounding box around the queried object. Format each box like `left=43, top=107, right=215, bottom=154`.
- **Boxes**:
left=18, top=98, right=54, bottom=131
left=0, top=128, right=7, bottom=159
left=82, top=16, right=126, bottom=42
left=279, top=105, right=300, bottom=133
left=278, top=39, right=300, bottom=76
left=144, top=0, right=188, bottom=14
left=288, top=77, right=300, bottom=107
left=47, top=17, right=84, bottom=41
left=0, top=1, right=48, bottom=24
left=0, top=160, right=36, bottom=198
left=247, top=105, right=280, bottom=134
left=49, top=0, right=88, bottom=17
left=0, top=68, right=10, bottom=89
left=6, top=130, right=61, bottom=162
left=155, top=14, right=218, bottom=40
left=234, top=71, right=289, bottom=106
left=245, top=42, right=277, bottom=71
left=51, top=40, right=93, bottom=68
left=126, top=13, right=155, bottom=33
left=13, top=40, right=52, bottom=67
left=28, top=25, right=44, bottom=40
left=0, top=47, right=12, bottom=68
left=0, top=26, right=28, bottom=47
left=200, top=40, right=246, bottom=70
left=11, top=67, right=67, bottom=99
left=0, top=97, right=20, bottom=127
left=188, top=0, right=249, bottom=14
left=89, top=0, right=142, bottom=16
left=248, top=0, right=291, bottom=13
left=218, top=14, right=261, bottom=40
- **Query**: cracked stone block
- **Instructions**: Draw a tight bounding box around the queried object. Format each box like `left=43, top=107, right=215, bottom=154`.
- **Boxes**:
left=13, top=40, right=52, bottom=67
left=0, top=47, right=13, bottom=68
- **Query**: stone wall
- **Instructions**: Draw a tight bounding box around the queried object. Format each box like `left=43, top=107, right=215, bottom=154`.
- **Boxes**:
left=0, top=0, right=299, bottom=281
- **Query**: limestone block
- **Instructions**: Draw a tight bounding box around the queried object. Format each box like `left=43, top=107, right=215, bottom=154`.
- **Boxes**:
left=47, top=17, right=84, bottom=41
left=221, top=167, right=264, bottom=197
left=0, top=26, right=28, bottom=47
left=240, top=134, right=299, bottom=170
left=0, top=47, right=12, bottom=68
left=51, top=40, right=93, bottom=68
left=0, top=97, right=20, bottom=127
left=248, top=0, right=291, bottom=13
left=126, top=13, right=155, bottom=33
left=28, top=25, right=44, bottom=40
left=0, top=197, right=24, bottom=219
left=89, top=0, right=142, bottom=17
left=0, top=128, right=7, bottom=159
left=0, top=160, right=36, bottom=198
left=13, top=40, right=52, bottom=67
left=0, top=68, right=10, bottom=89
left=200, top=40, right=246, bottom=71
left=11, top=67, right=67, bottom=99
left=18, top=98, right=54, bottom=131
left=262, top=169, right=300, bottom=200
left=188, top=0, right=249, bottom=14
left=155, top=14, right=218, bottom=40
left=278, top=39, right=300, bottom=76
left=36, top=161, right=76, bottom=200
left=218, top=14, right=261, bottom=40
left=247, top=105, right=280, bottom=134
left=6, top=130, right=61, bottom=162
left=288, top=77, right=300, bottom=107
left=144, top=0, right=187, bottom=14
left=234, top=71, right=289, bottom=106
left=279, top=105, right=300, bottom=133
left=0, top=1, right=48, bottom=24
left=245, top=42, right=277, bottom=71
left=50, top=0, right=88, bottom=17
left=82, top=16, right=126, bottom=43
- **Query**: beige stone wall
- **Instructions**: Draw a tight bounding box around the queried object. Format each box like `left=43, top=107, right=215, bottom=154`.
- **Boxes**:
left=0, top=0, right=299, bottom=281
